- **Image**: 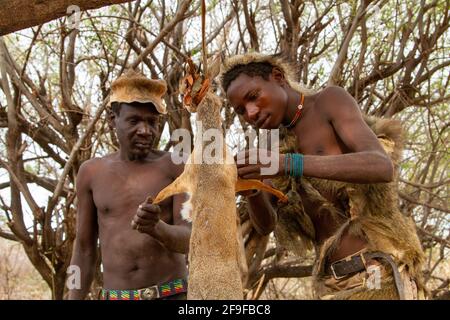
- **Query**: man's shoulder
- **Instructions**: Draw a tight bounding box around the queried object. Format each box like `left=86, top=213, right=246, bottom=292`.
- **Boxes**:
left=155, top=150, right=185, bottom=177
left=316, top=85, right=353, bottom=104
left=152, top=149, right=171, bottom=159
left=314, top=85, right=359, bottom=117
left=148, top=150, right=172, bottom=166
left=79, top=153, right=117, bottom=173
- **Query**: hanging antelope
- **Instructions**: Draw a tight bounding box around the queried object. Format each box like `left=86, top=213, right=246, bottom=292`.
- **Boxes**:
left=146, top=54, right=287, bottom=299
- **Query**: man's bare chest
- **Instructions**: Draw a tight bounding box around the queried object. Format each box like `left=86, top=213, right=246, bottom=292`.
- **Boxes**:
left=91, top=164, right=172, bottom=212
left=293, top=115, right=348, bottom=156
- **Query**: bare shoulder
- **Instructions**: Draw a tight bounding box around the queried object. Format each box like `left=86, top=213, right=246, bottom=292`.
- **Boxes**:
left=78, top=158, right=99, bottom=176
left=76, top=159, right=99, bottom=192
left=77, top=154, right=116, bottom=183
left=145, top=150, right=185, bottom=179
left=317, top=85, right=353, bottom=100
left=79, top=154, right=113, bottom=172
left=159, top=151, right=186, bottom=179
left=315, top=85, right=361, bottom=119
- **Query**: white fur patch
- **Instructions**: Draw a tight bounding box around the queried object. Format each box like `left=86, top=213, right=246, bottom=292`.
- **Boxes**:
left=180, top=193, right=193, bottom=222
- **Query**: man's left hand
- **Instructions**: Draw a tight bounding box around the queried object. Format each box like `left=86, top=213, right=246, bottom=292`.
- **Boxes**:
left=235, top=149, right=286, bottom=179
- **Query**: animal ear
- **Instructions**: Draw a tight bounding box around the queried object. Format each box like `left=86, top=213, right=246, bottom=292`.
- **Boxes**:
left=206, top=51, right=224, bottom=80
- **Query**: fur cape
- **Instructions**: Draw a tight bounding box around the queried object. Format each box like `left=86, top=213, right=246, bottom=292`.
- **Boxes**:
left=272, top=116, right=426, bottom=295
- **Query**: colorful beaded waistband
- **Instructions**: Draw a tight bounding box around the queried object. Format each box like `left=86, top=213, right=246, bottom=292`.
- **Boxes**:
left=100, top=278, right=187, bottom=300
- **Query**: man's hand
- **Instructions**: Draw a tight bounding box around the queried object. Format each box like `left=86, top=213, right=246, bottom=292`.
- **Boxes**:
left=235, top=149, right=286, bottom=179
left=131, top=202, right=162, bottom=235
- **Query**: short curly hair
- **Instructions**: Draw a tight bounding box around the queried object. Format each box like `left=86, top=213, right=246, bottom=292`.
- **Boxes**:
left=221, top=61, right=274, bottom=93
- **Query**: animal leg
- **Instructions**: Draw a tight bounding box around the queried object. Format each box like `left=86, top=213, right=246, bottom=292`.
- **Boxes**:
left=235, top=178, right=288, bottom=203
left=150, top=173, right=191, bottom=204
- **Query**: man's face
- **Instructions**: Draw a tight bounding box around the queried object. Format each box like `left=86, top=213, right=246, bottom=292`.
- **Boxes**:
left=113, top=102, right=160, bottom=159
left=226, top=72, right=288, bottom=129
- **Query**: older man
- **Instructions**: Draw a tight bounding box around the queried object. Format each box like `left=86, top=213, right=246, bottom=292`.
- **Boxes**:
left=68, top=71, right=190, bottom=300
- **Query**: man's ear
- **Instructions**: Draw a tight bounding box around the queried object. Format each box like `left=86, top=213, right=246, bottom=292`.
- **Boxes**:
left=271, top=67, right=286, bottom=84
left=107, top=109, right=116, bottom=128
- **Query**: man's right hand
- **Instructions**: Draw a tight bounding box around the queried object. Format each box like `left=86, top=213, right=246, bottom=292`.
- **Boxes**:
left=131, top=202, right=162, bottom=236
left=130, top=199, right=191, bottom=254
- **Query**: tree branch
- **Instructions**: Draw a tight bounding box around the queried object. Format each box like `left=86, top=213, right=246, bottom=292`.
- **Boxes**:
left=0, top=0, right=136, bottom=36
left=399, top=191, right=449, bottom=213
left=131, top=0, right=192, bottom=69
left=328, top=0, right=370, bottom=85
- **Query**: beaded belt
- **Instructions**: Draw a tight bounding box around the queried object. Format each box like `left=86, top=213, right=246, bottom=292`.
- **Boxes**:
left=100, top=278, right=187, bottom=300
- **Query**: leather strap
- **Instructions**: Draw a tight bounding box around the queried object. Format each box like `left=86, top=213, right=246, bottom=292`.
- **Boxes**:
left=325, top=251, right=405, bottom=300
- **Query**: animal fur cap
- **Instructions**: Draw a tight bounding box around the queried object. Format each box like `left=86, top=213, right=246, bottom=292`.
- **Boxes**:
left=109, top=70, right=167, bottom=114
left=220, top=52, right=313, bottom=95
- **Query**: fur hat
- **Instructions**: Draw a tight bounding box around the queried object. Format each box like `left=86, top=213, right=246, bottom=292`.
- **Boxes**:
left=220, top=52, right=314, bottom=95
left=109, top=70, right=167, bottom=114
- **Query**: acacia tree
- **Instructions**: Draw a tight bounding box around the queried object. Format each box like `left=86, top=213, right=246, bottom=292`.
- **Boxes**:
left=0, top=0, right=448, bottom=299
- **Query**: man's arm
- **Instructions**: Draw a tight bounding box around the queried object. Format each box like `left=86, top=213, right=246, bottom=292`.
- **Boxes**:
left=149, top=192, right=191, bottom=254
left=302, top=86, right=394, bottom=183
left=67, top=160, right=99, bottom=300
left=242, top=180, right=277, bottom=235
left=237, top=86, right=394, bottom=183
left=132, top=158, right=191, bottom=254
